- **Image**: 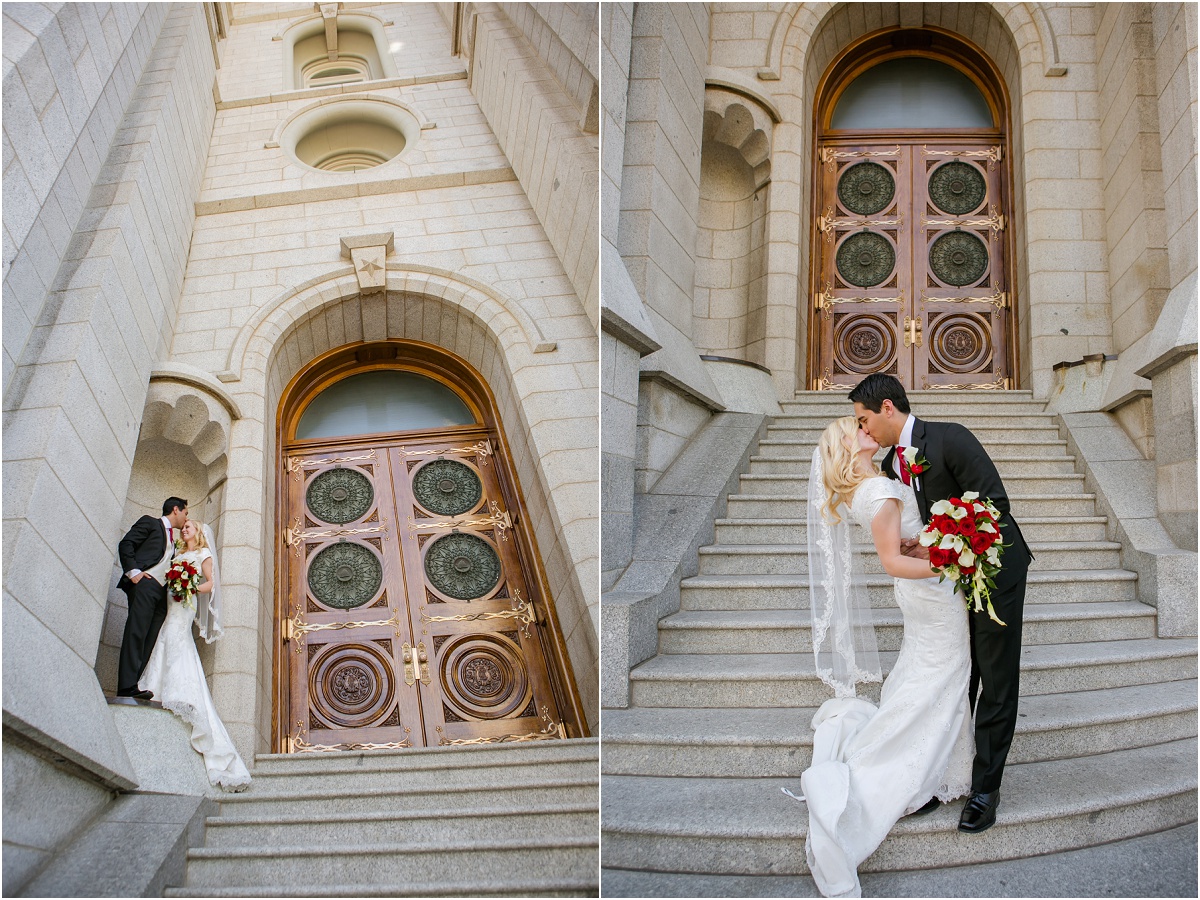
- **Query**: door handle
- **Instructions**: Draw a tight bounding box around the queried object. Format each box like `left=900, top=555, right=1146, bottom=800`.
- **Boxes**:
left=402, top=642, right=415, bottom=686
left=417, top=641, right=431, bottom=686
left=903, top=316, right=923, bottom=348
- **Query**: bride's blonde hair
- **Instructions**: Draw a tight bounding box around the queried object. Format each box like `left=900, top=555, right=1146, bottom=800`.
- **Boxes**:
left=186, top=520, right=209, bottom=550
left=818, top=416, right=879, bottom=524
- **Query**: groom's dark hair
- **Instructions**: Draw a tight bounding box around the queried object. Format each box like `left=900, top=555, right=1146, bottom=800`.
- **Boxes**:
left=162, top=497, right=188, bottom=516
left=848, top=374, right=911, bottom=414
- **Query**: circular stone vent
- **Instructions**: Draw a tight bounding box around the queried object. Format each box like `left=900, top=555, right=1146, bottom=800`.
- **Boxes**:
left=281, top=99, right=420, bottom=173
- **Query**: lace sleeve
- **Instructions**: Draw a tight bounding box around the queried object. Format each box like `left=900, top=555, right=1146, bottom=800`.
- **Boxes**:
left=851, top=478, right=907, bottom=531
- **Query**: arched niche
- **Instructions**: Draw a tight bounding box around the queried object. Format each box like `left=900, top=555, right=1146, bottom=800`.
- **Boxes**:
left=695, top=88, right=775, bottom=365
left=281, top=11, right=398, bottom=91
left=95, top=378, right=236, bottom=693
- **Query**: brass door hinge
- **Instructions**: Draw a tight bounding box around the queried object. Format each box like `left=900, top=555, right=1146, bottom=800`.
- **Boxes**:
left=903, top=316, right=923, bottom=348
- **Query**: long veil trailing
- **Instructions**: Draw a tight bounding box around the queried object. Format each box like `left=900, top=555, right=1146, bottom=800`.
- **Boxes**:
left=806, top=447, right=881, bottom=697
left=195, top=524, right=224, bottom=643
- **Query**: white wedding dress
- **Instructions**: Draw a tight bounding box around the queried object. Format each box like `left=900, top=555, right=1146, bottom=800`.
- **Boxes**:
left=139, top=548, right=251, bottom=791
left=797, top=477, right=973, bottom=897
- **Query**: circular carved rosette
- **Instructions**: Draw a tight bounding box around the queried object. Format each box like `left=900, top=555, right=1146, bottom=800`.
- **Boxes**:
left=928, top=311, right=994, bottom=375
left=928, top=161, right=987, bottom=215
left=423, top=532, right=503, bottom=601
left=438, top=633, right=531, bottom=720
left=833, top=312, right=897, bottom=375
left=306, top=467, right=373, bottom=524
left=411, top=459, right=484, bottom=517
left=928, top=230, right=989, bottom=287
left=837, top=161, right=895, bottom=216
left=307, top=541, right=383, bottom=609
left=836, top=231, right=896, bottom=288
left=309, top=641, right=396, bottom=728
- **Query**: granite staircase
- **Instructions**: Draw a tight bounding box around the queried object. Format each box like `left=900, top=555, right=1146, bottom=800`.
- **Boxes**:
left=602, top=391, right=1196, bottom=890
left=165, top=739, right=599, bottom=897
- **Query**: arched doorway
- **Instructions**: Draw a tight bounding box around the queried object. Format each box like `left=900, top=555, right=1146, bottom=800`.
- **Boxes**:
left=809, top=28, right=1015, bottom=390
left=275, top=340, right=584, bottom=751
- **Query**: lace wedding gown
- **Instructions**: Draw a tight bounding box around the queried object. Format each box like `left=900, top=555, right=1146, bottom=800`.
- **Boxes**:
left=797, top=477, right=973, bottom=898
left=139, top=548, right=250, bottom=791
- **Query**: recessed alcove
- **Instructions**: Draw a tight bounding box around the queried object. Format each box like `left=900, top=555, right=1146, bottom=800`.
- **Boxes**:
left=280, top=99, right=420, bottom=172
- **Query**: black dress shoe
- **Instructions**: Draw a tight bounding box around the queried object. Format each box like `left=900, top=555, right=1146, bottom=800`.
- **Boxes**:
left=958, top=790, right=1000, bottom=833
left=906, top=797, right=940, bottom=817
left=116, top=688, right=153, bottom=700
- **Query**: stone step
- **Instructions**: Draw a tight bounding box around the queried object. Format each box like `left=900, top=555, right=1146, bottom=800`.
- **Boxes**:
left=758, top=437, right=1071, bottom=459
left=714, top=516, right=1110, bottom=545
left=168, top=880, right=595, bottom=898
left=695, top=541, right=1123, bottom=576
left=734, top=472, right=1087, bottom=496
left=770, top=413, right=1061, bottom=429
left=235, top=755, right=595, bottom=796
left=600, top=738, right=1197, bottom=875
left=657, top=602, right=1156, bottom=654
left=201, top=803, right=598, bottom=848
left=748, top=454, right=1081, bottom=475
left=214, top=779, right=599, bottom=818
left=249, top=737, right=597, bottom=776
left=180, top=835, right=598, bottom=888
left=602, top=680, right=1198, bottom=778
left=764, top=425, right=1063, bottom=442
left=724, top=493, right=1098, bottom=518
left=628, top=638, right=1197, bottom=708
left=679, top=569, right=1139, bottom=609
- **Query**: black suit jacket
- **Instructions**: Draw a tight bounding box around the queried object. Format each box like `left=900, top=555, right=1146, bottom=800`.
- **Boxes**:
left=883, top=417, right=1033, bottom=592
left=117, top=515, right=171, bottom=589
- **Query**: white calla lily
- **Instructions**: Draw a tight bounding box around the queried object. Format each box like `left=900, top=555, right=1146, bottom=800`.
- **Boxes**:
left=961, top=491, right=979, bottom=501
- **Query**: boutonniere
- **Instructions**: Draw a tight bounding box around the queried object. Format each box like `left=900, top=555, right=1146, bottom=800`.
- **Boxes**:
left=902, top=445, right=929, bottom=475
left=174, top=538, right=186, bottom=553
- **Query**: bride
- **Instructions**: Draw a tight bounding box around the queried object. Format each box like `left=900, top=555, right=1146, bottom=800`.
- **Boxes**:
left=790, top=417, right=973, bottom=897
left=139, top=520, right=251, bottom=792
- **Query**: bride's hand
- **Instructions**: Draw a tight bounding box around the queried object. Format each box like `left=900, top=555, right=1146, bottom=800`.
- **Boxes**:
left=900, top=537, right=930, bottom=560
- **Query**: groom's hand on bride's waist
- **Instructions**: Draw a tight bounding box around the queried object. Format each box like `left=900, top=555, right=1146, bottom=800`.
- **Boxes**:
left=900, top=538, right=930, bottom=559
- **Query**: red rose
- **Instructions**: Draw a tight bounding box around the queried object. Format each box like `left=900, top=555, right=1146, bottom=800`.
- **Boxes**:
left=958, top=517, right=977, bottom=535
left=929, top=547, right=951, bottom=568
left=960, top=564, right=976, bottom=575
left=910, top=463, right=925, bottom=474
left=970, top=533, right=992, bottom=554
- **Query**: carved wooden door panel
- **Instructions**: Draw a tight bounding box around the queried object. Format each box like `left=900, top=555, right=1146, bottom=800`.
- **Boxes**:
left=911, top=140, right=1009, bottom=389
left=388, top=437, right=565, bottom=747
left=281, top=434, right=565, bottom=751
left=814, top=139, right=1009, bottom=390
left=814, top=142, right=913, bottom=389
left=282, top=448, right=420, bottom=752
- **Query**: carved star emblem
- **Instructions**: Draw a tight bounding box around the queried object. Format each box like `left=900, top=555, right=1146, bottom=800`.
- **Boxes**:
left=358, top=258, right=383, bottom=276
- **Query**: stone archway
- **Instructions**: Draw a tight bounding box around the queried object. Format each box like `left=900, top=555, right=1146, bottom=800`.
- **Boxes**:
left=208, top=268, right=598, bottom=760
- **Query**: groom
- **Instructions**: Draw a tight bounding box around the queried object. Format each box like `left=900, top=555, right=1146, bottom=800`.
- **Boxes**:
left=849, top=374, right=1032, bottom=834
left=115, top=497, right=188, bottom=699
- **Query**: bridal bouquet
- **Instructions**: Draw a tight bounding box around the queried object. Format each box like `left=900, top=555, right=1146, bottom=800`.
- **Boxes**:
left=917, top=491, right=1008, bottom=626
left=166, top=559, right=200, bottom=610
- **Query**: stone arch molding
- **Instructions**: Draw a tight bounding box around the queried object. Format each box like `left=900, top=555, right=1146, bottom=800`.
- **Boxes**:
left=217, top=266, right=557, bottom=383
left=703, top=89, right=774, bottom=189
left=759, top=2, right=1061, bottom=80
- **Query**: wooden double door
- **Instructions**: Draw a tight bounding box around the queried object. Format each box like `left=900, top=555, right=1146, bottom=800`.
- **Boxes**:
left=280, top=431, right=567, bottom=751
left=812, top=138, right=1011, bottom=390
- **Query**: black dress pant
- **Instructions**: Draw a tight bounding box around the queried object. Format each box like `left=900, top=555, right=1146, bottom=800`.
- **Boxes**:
left=117, top=576, right=168, bottom=692
left=967, top=553, right=1029, bottom=793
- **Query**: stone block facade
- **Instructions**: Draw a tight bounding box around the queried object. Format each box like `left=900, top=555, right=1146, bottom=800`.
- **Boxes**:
left=3, top=4, right=598, bottom=892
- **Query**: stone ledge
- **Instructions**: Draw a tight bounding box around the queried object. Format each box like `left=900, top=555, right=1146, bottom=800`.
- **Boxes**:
left=602, top=412, right=767, bottom=708
left=1056, top=411, right=1198, bottom=637
left=194, top=167, right=518, bottom=215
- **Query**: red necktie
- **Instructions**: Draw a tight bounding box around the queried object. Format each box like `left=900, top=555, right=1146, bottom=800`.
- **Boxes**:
left=896, top=446, right=912, bottom=486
